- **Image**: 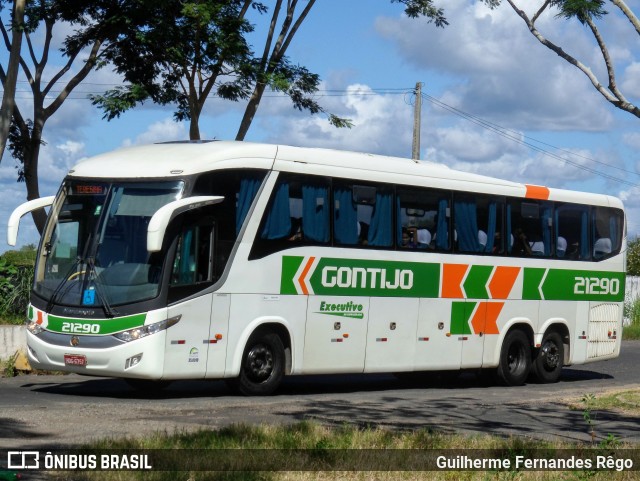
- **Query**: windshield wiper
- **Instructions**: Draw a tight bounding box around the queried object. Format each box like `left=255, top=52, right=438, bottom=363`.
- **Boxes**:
left=45, top=257, right=86, bottom=313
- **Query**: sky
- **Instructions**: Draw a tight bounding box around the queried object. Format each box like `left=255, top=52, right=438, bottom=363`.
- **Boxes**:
left=2, top=0, right=640, bottom=252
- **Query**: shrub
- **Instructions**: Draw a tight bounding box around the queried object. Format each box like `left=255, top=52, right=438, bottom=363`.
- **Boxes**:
left=627, top=237, right=640, bottom=276
left=0, top=247, right=35, bottom=321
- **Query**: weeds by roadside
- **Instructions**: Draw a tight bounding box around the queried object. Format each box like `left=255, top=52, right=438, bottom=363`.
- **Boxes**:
left=47, top=422, right=639, bottom=481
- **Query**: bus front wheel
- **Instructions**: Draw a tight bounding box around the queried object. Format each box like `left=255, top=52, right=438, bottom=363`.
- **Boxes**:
left=496, top=329, right=531, bottom=386
left=231, top=331, right=285, bottom=396
left=531, top=331, right=564, bottom=383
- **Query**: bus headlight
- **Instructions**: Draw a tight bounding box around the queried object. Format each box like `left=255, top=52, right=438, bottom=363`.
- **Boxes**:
left=25, top=319, right=44, bottom=335
left=113, top=315, right=181, bottom=342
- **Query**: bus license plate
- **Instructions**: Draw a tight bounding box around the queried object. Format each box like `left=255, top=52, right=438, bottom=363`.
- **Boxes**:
left=64, top=354, right=87, bottom=366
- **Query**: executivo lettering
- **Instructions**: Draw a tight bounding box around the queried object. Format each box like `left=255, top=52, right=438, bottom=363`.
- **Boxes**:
left=318, top=300, right=365, bottom=319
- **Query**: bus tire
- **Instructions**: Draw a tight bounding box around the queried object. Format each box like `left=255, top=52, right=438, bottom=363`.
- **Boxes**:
left=232, top=331, right=285, bottom=396
left=531, top=331, right=564, bottom=383
left=496, top=329, right=531, bottom=386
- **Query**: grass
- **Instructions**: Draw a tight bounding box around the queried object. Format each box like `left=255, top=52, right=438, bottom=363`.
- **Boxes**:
left=47, top=421, right=639, bottom=481
left=622, top=320, right=640, bottom=340
left=567, top=389, right=640, bottom=417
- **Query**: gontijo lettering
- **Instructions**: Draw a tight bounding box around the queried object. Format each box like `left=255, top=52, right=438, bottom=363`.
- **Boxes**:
left=321, top=266, right=414, bottom=290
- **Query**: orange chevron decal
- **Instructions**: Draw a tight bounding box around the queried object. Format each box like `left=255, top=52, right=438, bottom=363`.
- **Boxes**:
left=442, top=264, right=468, bottom=298
left=298, top=256, right=316, bottom=295
left=470, top=301, right=504, bottom=335
left=488, top=266, right=521, bottom=299
left=484, top=302, right=504, bottom=335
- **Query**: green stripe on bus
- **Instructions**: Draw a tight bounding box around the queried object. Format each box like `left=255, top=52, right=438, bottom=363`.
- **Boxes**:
left=47, top=313, right=147, bottom=335
left=282, top=256, right=625, bottom=302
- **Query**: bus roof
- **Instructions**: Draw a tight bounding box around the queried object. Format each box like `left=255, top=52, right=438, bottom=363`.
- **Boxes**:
left=67, top=140, right=623, bottom=209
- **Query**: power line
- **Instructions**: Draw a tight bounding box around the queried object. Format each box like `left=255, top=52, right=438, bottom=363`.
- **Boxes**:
left=421, top=93, right=639, bottom=188
left=4, top=84, right=638, bottom=187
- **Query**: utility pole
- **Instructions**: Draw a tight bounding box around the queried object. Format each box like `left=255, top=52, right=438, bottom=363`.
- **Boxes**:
left=411, top=82, right=423, bottom=162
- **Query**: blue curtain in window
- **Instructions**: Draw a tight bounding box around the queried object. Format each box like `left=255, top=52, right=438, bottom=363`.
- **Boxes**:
left=610, top=215, right=619, bottom=249
left=485, top=202, right=497, bottom=253
left=581, top=209, right=589, bottom=259
left=541, top=205, right=552, bottom=256
left=236, top=178, right=261, bottom=235
left=334, top=187, right=358, bottom=244
left=302, top=185, right=329, bottom=242
left=454, top=199, right=480, bottom=252
left=506, top=204, right=512, bottom=254
left=261, top=183, right=291, bottom=239
left=368, top=191, right=393, bottom=246
left=436, top=198, right=449, bottom=250
left=396, top=197, right=403, bottom=246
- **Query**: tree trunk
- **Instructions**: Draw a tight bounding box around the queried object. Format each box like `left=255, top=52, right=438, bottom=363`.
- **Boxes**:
left=23, top=124, right=47, bottom=233
left=189, top=111, right=201, bottom=140
left=0, top=0, right=26, bottom=162
left=236, top=82, right=268, bottom=141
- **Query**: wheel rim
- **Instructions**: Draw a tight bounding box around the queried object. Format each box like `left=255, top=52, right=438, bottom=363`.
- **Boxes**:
left=540, top=339, right=560, bottom=371
left=246, top=343, right=274, bottom=383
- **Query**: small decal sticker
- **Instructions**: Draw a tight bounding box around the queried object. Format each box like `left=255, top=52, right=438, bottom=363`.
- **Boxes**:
left=82, top=288, right=96, bottom=305
left=188, top=347, right=199, bottom=363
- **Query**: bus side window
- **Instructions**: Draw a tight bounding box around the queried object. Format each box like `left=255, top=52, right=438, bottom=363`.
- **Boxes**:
left=454, top=195, right=504, bottom=255
left=592, top=207, right=623, bottom=260
left=171, top=224, right=214, bottom=287
left=334, top=182, right=393, bottom=248
left=556, top=204, right=589, bottom=260
left=508, top=200, right=552, bottom=257
left=252, top=174, right=331, bottom=258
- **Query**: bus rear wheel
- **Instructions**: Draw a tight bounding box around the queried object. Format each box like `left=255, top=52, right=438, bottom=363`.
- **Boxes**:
left=231, top=331, right=285, bottom=396
left=496, top=329, right=531, bottom=386
left=531, top=331, right=564, bottom=383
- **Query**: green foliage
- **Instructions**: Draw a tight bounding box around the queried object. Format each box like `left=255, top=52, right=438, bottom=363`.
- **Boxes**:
left=0, top=249, right=34, bottom=321
left=393, top=0, right=449, bottom=27
left=551, top=0, right=607, bottom=24
left=1, top=352, right=17, bottom=378
left=581, top=393, right=598, bottom=443
left=90, top=0, right=447, bottom=139
left=626, top=237, right=640, bottom=275
left=89, top=0, right=257, bottom=125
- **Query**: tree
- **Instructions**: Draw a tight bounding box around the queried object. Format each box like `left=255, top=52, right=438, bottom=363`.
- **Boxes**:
left=0, top=0, right=25, bottom=162
left=483, top=0, right=640, bottom=119
left=92, top=0, right=449, bottom=141
left=0, top=0, right=131, bottom=232
left=90, top=0, right=261, bottom=140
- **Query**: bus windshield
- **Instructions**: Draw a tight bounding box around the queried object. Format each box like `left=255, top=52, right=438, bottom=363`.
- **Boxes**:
left=34, top=180, right=184, bottom=309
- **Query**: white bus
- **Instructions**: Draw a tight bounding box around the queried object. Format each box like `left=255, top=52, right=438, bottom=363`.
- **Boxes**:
left=8, top=141, right=626, bottom=395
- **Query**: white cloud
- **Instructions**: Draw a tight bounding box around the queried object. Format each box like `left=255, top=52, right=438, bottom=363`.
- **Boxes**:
left=262, top=84, right=414, bottom=157
left=622, top=62, right=640, bottom=99
left=121, top=118, right=188, bottom=147
left=375, top=0, right=614, bottom=131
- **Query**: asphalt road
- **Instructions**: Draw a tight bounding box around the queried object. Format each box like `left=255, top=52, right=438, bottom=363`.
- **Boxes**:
left=1, top=341, right=639, bottom=450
